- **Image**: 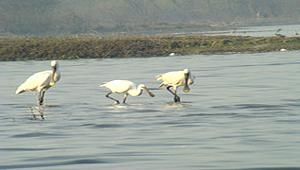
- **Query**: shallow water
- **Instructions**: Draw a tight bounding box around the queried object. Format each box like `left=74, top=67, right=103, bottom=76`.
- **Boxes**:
left=1, top=51, right=300, bottom=169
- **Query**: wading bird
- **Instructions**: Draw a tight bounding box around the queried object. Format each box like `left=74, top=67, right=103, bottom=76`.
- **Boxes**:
left=156, top=69, right=194, bottom=102
left=99, top=80, right=155, bottom=104
left=16, top=60, right=61, bottom=107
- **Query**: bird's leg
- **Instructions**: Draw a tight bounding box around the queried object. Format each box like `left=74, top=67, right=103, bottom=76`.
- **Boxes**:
left=37, top=91, right=42, bottom=106
left=39, top=90, right=46, bottom=106
left=166, top=86, right=175, bottom=95
left=122, top=93, right=128, bottom=104
left=29, top=107, right=37, bottom=120
left=166, top=86, right=180, bottom=102
left=37, top=106, right=45, bottom=120
left=174, top=89, right=180, bottom=103
left=40, top=113, right=45, bottom=120
left=30, top=104, right=44, bottom=120
left=105, top=92, right=120, bottom=104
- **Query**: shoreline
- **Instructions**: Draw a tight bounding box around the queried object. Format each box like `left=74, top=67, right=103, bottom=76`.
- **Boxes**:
left=1, top=35, right=300, bottom=61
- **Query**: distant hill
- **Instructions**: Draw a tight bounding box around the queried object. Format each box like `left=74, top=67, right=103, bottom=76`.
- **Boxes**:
left=1, top=0, right=300, bottom=35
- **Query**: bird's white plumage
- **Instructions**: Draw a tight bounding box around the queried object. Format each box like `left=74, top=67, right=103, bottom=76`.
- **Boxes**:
left=16, top=60, right=61, bottom=101
left=16, top=60, right=60, bottom=119
left=100, top=80, right=154, bottom=104
left=156, top=69, right=194, bottom=91
left=16, top=70, right=57, bottom=94
left=100, top=80, right=135, bottom=94
left=156, top=69, right=194, bottom=102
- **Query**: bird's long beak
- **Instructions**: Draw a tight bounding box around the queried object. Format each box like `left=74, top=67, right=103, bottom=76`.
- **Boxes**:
left=183, top=72, right=190, bottom=93
left=50, top=66, right=56, bottom=86
left=144, top=87, right=155, bottom=97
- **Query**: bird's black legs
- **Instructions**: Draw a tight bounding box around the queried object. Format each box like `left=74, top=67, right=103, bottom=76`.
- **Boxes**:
left=173, top=89, right=180, bottom=103
left=38, top=91, right=45, bottom=119
left=166, top=86, right=180, bottom=102
left=34, top=91, right=46, bottom=119
left=122, top=94, right=128, bottom=104
left=39, top=90, right=46, bottom=106
left=106, top=92, right=120, bottom=104
left=30, top=106, right=44, bottom=120
left=40, top=113, right=45, bottom=120
left=37, top=92, right=41, bottom=106
left=37, top=90, right=46, bottom=106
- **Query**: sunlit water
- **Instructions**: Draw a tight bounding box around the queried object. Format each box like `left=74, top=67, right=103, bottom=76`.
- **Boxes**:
left=1, top=51, right=300, bottom=169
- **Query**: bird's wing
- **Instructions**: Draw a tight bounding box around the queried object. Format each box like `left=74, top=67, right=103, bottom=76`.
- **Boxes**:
left=100, top=80, right=133, bottom=93
left=113, top=80, right=133, bottom=93
left=16, top=70, right=52, bottom=94
left=158, top=71, right=184, bottom=85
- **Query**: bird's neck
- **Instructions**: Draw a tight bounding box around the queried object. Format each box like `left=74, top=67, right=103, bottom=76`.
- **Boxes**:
left=50, top=68, right=60, bottom=86
left=128, top=86, right=143, bottom=96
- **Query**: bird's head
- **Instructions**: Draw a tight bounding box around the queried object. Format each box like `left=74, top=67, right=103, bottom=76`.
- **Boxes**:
left=50, top=60, right=59, bottom=86
left=183, top=69, right=189, bottom=74
left=51, top=60, right=59, bottom=70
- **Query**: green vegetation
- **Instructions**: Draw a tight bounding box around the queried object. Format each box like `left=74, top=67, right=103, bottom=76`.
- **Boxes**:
left=1, top=35, right=300, bottom=61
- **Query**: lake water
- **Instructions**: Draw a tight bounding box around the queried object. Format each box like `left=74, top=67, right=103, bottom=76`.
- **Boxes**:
left=1, top=51, right=300, bottom=169
left=183, top=24, right=300, bottom=37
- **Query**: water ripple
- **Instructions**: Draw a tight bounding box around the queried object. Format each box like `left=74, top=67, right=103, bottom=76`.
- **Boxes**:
left=80, top=123, right=123, bottom=128
left=0, top=159, right=110, bottom=169
left=235, top=104, right=288, bottom=111
left=0, top=147, right=60, bottom=151
left=11, top=132, right=66, bottom=138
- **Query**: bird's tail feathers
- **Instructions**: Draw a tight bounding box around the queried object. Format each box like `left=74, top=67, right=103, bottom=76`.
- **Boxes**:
left=158, top=83, right=165, bottom=88
left=99, top=82, right=107, bottom=87
left=155, top=74, right=162, bottom=81
left=16, top=86, right=25, bottom=94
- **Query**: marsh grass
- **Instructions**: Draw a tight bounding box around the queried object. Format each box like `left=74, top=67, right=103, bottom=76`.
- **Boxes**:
left=1, top=35, right=300, bottom=61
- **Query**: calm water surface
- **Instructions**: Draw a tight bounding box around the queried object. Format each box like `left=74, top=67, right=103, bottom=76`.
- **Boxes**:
left=202, top=24, right=300, bottom=37
left=0, top=51, right=300, bottom=169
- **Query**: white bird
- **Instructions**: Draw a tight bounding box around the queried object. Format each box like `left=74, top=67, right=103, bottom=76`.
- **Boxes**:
left=169, top=53, right=176, bottom=56
left=99, top=80, right=155, bottom=104
left=156, top=69, right=194, bottom=102
left=16, top=60, right=61, bottom=108
left=280, top=48, right=287, bottom=52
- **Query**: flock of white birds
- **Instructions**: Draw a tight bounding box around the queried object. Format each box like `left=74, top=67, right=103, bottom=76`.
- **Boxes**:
left=16, top=60, right=194, bottom=117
